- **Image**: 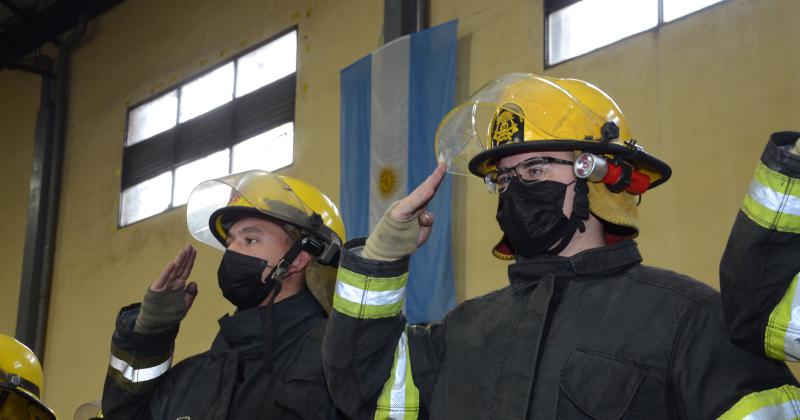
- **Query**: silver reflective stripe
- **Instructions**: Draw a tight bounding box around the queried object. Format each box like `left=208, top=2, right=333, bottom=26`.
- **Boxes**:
left=335, top=281, right=405, bottom=306
left=748, top=179, right=800, bottom=216
left=784, top=274, right=800, bottom=361
left=388, top=332, right=410, bottom=420
left=109, top=354, right=172, bottom=383
left=743, top=400, right=800, bottom=420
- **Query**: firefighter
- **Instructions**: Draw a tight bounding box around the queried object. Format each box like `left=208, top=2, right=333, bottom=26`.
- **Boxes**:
left=720, top=132, right=800, bottom=363
left=0, top=334, right=57, bottom=420
left=322, top=73, right=799, bottom=419
left=102, top=170, right=344, bottom=419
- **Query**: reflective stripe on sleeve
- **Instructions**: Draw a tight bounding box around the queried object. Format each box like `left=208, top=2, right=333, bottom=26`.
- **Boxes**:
left=108, top=353, right=172, bottom=383
left=333, top=267, right=407, bottom=319
left=717, top=385, right=800, bottom=419
left=374, top=331, right=420, bottom=420
left=765, top=273, right=800, bottom=361
left=742, top=162, right=800, bottom=233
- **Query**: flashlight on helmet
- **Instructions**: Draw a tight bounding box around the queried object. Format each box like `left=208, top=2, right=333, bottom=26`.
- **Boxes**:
left=573, top=153, right=651, bottom=195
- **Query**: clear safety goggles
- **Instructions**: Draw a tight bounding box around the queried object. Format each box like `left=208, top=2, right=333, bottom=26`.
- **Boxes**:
left=484, top=156, right=573, bottom=193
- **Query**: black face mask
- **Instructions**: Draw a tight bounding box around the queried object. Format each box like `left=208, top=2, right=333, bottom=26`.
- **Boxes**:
left=496, top=178, right=589, bottom=258
left=217, top=250, right=275, bottom=310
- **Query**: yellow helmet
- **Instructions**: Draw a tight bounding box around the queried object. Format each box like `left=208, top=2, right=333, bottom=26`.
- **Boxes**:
left=186, top=170, right=346, bottom=313
left=435, top=73, right=671, bottom=259
left=0, top=334, right=57, bottom=420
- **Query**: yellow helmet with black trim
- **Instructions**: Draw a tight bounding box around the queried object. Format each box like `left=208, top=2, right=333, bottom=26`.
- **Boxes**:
left=186, top=170, right=346, bottom=313
left=0, top=334, right=57, bottom=420
left=435, top=73, right=671, bottom=259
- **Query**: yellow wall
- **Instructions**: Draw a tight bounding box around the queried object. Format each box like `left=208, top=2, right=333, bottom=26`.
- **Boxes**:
left=1, top=0, right=798, bottom=416
left=0, top=70, right=39, bottom=337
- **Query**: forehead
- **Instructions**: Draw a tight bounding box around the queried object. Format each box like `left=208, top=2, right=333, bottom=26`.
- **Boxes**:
left=497, top=150, right=574, bottom=169
left=228, top=216, right=286, bottom=237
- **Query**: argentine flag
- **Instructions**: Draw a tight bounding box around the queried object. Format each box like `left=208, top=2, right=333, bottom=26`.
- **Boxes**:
left=339, top=20, right=457, bottom=323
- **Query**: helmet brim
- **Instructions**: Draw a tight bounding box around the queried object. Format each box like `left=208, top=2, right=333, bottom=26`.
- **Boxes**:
left=468, top=139, right=672, bottom=189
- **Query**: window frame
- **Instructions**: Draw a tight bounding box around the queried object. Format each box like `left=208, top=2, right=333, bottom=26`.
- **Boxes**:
left=544, top=0, right=727, bottom=68
left=118, top=25, right=299, bottom=228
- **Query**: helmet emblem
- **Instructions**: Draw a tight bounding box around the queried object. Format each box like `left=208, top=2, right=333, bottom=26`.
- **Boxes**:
left=491, top=107, right=524, bottom=147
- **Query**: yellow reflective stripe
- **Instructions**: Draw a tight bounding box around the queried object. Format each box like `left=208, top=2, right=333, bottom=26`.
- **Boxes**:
left=765, top=274, right=800, bottom=361
left=338, top=268, right=408, bottom=292
left=333, top=267, right=408, bottom=319
left=742, top=162, right=800, bottom=233
left=374, top=331, right=420, bottom=420
left=718, top=385, right=800, bottom=419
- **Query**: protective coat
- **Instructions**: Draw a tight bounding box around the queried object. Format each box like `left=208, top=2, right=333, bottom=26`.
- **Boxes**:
left=103, top=289, right=338, bottom=419
left=324, top=239, right=797, bottom=419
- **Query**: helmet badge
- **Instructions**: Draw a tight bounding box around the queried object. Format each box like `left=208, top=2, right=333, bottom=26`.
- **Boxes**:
left=491, top=104, right=525, bottom=147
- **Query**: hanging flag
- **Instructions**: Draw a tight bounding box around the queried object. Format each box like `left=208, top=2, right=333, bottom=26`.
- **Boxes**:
left=339, top=20, right=457, bottom=324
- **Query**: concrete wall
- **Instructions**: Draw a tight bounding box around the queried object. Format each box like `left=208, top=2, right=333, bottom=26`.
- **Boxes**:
left=0, top=70, right=39, bottom=337
left=1, top=0, right=798, bottom=415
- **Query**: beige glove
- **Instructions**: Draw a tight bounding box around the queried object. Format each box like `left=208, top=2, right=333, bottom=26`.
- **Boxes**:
left=363, top=202, right=421, bottom=261
left=792, top=138, right=800, bottom=156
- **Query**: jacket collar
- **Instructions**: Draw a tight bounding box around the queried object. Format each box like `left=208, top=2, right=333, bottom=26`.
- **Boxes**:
left=212, top=288, right=324, bottom=352
left=508, top=240, right=642, bottom=294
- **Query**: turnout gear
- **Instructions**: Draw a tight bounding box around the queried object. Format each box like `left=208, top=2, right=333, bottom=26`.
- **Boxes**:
left=721, top=132, right=800, bottom=361
left=323, top=240, right=799, bottom=419
left=103, top=170, right=345, bottom=419
left=0, top=334, right=57, bottom=420
left=103, top=289, right=338, bottom=419
left=435, top=73, right=671, bottom=258
left=324, top=76, right=800, bottom=419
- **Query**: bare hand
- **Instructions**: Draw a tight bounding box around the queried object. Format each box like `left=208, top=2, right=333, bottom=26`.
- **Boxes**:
left=390, top=163, right=447, bottom=248
left=150, top=244, right=198, bottom=310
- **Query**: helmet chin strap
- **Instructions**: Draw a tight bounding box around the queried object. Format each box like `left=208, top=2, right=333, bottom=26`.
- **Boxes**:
left=261, top=238, right=305, bottom=364
left=545, top=178, right=590, bottom=256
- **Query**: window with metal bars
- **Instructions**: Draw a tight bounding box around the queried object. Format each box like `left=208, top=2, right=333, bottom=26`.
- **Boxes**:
left=545, top=0, right=727, bottom=66
left=119, top=28, right=297, bottom=226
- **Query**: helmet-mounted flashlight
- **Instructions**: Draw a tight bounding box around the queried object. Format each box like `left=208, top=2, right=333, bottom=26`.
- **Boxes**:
left=573, top=153, right=651, bottom=195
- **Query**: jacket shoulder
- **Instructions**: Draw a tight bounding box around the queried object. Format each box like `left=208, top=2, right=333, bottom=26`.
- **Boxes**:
left=628, top=264, right=718, bottom=306
left=443, top=286, right=513, bottom=323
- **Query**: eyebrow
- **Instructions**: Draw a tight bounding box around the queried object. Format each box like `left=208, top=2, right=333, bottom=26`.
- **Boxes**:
left=226, top=225, right=265, bottom=243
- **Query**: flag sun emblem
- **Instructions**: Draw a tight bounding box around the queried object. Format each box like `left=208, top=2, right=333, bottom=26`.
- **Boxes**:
left=377, top=167, right=400, bottom=199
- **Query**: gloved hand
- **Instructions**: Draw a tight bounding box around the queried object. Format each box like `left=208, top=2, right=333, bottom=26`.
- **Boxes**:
left=134, top=245, right=198, bottom=334
left=362, top=164, right=445, bottom=261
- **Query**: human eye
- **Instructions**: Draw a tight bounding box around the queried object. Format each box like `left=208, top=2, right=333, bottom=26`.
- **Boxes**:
left=495, top=171, right=510, bottom=185
left=245, top=237, right=259, bottom=245
left=519, top=162, right=545, bottom=181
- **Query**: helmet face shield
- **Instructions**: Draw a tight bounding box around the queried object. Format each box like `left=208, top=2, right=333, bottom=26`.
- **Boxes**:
left=435, top=73, right=612, bottom=175
left=0, top=387, right=57, bottom=420
left=187, top=170, right=315, bottom=251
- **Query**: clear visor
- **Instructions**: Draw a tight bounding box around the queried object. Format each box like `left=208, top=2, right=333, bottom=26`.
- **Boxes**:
left=186, top=170, right=314, bottom=250
left=434, top=73, right=607, bottom=175
left=0, top=388, right=56, bottom=420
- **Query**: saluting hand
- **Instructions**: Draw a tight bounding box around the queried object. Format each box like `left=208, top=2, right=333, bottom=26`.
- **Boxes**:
left=390, top=163, right=447, bottom=249
left=149, top=244, right=199, bottom=311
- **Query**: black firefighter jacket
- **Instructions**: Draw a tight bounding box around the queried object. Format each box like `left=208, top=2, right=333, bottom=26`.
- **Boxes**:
left=721, top=132, right=800, bottom=363
left=323, top=239, right=798, bottom=419
left=102, top=288, right=339, bottom=419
